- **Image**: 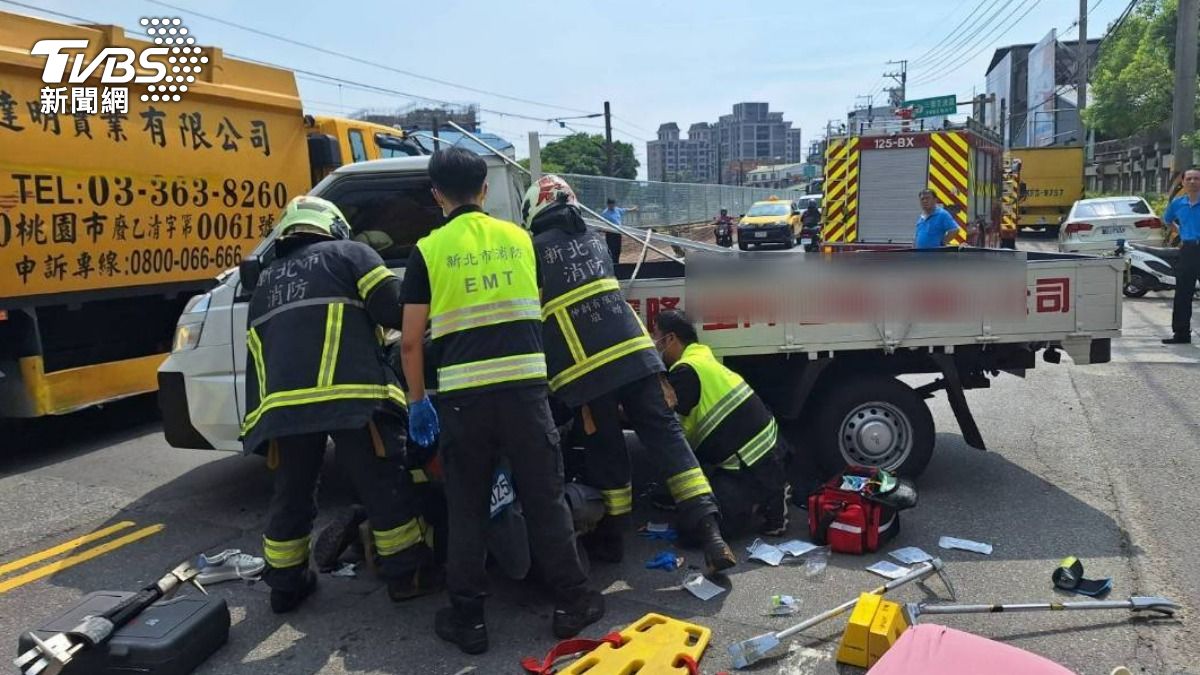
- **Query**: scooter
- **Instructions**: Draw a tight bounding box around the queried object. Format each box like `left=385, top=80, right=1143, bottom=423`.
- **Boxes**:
left=715, top=221, right=734, bottom=248
left=1120, top=240, right=1200, bottom=298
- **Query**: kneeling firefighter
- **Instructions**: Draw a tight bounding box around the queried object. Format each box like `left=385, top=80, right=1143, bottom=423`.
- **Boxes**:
left=520, top=175, right=736, bottom=574
left=241, top=195, right=440, bottom=613
left=654, top=309, right=821, bottom=538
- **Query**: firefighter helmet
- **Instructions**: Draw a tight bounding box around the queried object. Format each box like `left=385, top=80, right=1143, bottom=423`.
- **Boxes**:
left=275, top=195, right=351, bottom=240
left=520, top=174, right=579, bottom=230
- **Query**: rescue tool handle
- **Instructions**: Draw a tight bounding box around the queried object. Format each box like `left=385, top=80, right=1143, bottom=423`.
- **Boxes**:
left=912, top=596, right=1179, bottom=617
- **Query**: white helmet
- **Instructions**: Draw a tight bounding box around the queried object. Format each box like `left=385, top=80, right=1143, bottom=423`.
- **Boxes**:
left=520, top=174, right=578, bottom=230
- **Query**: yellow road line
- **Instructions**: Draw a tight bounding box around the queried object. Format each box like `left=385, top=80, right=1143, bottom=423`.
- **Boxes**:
left=0, top=521, right=136, bottom=577
left=0, top=524, right=164, bottom=594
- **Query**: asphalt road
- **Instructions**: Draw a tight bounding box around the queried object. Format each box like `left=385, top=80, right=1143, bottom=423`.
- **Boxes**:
left=2, top=234, right=1198, bottom=675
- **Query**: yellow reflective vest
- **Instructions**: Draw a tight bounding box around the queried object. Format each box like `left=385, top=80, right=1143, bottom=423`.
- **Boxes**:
left=416, top=210, right=547, bottom=395
left=670, top=343, right=778, bottom=471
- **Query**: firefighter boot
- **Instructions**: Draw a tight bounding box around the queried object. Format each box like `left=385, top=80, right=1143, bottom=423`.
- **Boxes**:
left=387, top=559, right=445, bottom=602
left=697, top=514, right=737, bottom=574
left=269, top=568, right=318, bottom=614
left=582, top=514, right=628, bottom=564
left=435, top=597, right=488, bottom=655
left=311, top=505, right=367, bottom=572
left=552, top=589, right=606, bottom=639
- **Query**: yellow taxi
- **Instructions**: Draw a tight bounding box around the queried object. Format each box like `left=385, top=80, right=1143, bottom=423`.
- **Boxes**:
left=737, top=197, right=801, bottom=250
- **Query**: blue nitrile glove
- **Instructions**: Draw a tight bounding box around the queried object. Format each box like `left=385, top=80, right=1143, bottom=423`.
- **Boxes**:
left=409, top=397, right=439, bottom=448
left=645, top=551, right=681, bottom=571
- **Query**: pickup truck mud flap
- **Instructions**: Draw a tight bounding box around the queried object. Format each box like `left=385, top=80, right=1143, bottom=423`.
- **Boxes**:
left=929, top=354, right=986, bottom=451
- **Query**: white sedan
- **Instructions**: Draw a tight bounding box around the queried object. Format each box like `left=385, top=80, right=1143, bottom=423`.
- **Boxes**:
left=1058, top=196, right=1164, bottom=254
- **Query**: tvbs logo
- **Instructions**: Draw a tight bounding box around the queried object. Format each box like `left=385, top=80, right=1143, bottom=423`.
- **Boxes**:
left=31, top=17, right=204, bottom=114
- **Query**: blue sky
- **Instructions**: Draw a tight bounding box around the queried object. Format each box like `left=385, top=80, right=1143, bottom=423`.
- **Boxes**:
left=12, top=0, right=1128, bottom=178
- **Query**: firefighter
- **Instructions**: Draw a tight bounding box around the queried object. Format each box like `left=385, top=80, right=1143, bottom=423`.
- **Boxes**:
left=242, top=196, right=438, bottom=614
left=519, top=175, right=737, bottom=573
left=399, top=149, right=602, bottom=655
left=653, top=309, right=818, bottom=538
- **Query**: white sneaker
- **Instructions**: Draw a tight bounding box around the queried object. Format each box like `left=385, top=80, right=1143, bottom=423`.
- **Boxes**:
left=196, top=549, right=266, bottom=585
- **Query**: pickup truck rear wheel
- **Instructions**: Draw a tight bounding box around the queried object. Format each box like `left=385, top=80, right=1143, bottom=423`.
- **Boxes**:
left=811, top=376, right=934, bottom=478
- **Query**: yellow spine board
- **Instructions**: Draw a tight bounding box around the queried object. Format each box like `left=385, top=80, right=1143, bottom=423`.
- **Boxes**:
left=560, top=613, right=711, bottom=675
left=928, top=131, right=970, bottom=245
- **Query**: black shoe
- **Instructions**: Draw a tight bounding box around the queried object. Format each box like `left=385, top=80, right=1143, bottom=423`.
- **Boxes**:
left=387, top=563, right=445, bottom=602
left=648, top=487, right=677, bottom=512
left=696, top=515, right=736, bottom=574
left=269, top=569, right=317, bottom=614
left=552, top=589, right=605, bottom=639
left=1163, top=335, right=1192, bottom=345
left=435, top=604, right=488, bottom=655
left=312, top=505, right=367, bottom=572
left=582, top=516, right=626, bottom=564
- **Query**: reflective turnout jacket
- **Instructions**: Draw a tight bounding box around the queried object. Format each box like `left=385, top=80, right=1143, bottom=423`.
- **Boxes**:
left=669, top=343, right=778, bottom=471
left=534, top=227, right=661, bottom=408
left=416, top=210, right=547, bottom=396
left=241, top=238, right=406, bottom=455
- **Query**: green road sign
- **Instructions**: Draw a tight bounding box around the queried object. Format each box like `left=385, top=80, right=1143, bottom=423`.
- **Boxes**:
left=901, top=95, right=957, bottom=119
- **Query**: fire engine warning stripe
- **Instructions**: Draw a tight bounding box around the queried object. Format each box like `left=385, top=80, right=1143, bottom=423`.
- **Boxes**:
left=0, top=523, right=164, bottom=594
left=928, top=147, right=967, bottom=183
left=928, top=166, right=967, bottom=208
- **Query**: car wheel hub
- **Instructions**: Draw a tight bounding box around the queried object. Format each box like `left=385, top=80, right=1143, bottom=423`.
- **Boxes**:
left=839, top=402, right=912, bottom=468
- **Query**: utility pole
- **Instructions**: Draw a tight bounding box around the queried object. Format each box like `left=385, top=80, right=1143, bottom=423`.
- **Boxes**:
left=1171, top=0, right=1198, bottom=173
left=528, top=131, right=542, bottom=181
left=1078, top=0, right=1088, bottom=114
left=603, top=100, right=614, bottom=177
left=885, top=59, right=908, bottom=107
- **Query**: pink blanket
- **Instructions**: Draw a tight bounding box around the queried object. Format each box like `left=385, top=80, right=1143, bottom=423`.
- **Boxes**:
left=867, top=624, right=1077, bottom=675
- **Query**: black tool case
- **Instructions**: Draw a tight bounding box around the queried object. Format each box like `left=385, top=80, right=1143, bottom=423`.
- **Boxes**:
left=18, top=591, right=230, bottom=675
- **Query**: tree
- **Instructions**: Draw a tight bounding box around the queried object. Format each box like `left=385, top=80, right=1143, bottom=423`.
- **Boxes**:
left=538, top=133, right=639, bottom=179
left=1085, top=0, right=1199, bottom=139
left=517, top=158, right=566, bottom=174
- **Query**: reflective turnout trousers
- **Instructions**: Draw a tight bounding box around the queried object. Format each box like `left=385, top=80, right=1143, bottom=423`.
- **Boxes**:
left=581, top=374, right=718, bottom=531
left=262, top=416, right=432, bottom=591
left=706, top=438, right=791, bottom=538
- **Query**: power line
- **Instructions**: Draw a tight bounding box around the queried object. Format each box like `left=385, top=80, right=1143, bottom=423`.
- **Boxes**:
left=911, top=0, right=1010, bottom=67
left=910, top=0, right=1020, bottom=76
left=0, top=0, right=601, bottom=128
left=910, top=0, right=1043, bottom=87
left=146, top=0, right=596, bottom=116
left=909, top=0, right=996, bottom=66
left=611, top=115, right=657, bottom=136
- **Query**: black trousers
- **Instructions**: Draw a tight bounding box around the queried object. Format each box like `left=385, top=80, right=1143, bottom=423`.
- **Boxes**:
left=439, top=385, right=587, bottom=606
left=263, top=416, right=428, bottom=592
left=707, top=443, right=789, bottom=538
left=1172, top=242, right=1200, bottom=338
left=582, top=374, right=718, bottom=532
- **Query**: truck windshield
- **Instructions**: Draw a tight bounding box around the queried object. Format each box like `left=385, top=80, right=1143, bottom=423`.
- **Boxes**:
left=747, top=203, right=790, bottom=217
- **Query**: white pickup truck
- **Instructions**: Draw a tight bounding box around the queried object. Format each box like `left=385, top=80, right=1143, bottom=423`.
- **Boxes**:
left=157, top=155, right=1124, bottom=477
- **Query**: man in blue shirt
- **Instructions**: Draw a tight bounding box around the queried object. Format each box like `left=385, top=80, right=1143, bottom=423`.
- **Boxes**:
left=599, top=198, right=638, bottom=264
left=1161, top=168, right=1200, bottom=344
left=913, top=189, right=960, bottom=248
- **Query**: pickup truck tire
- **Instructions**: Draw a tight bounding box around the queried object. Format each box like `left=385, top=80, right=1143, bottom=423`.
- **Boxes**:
left=809, top=375, right=934, bottom=478
left=738, top=241, right=750, bottom=251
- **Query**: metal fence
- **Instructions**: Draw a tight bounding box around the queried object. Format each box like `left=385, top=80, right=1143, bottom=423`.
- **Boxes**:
left=557, top=174, right=790, bottom=229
